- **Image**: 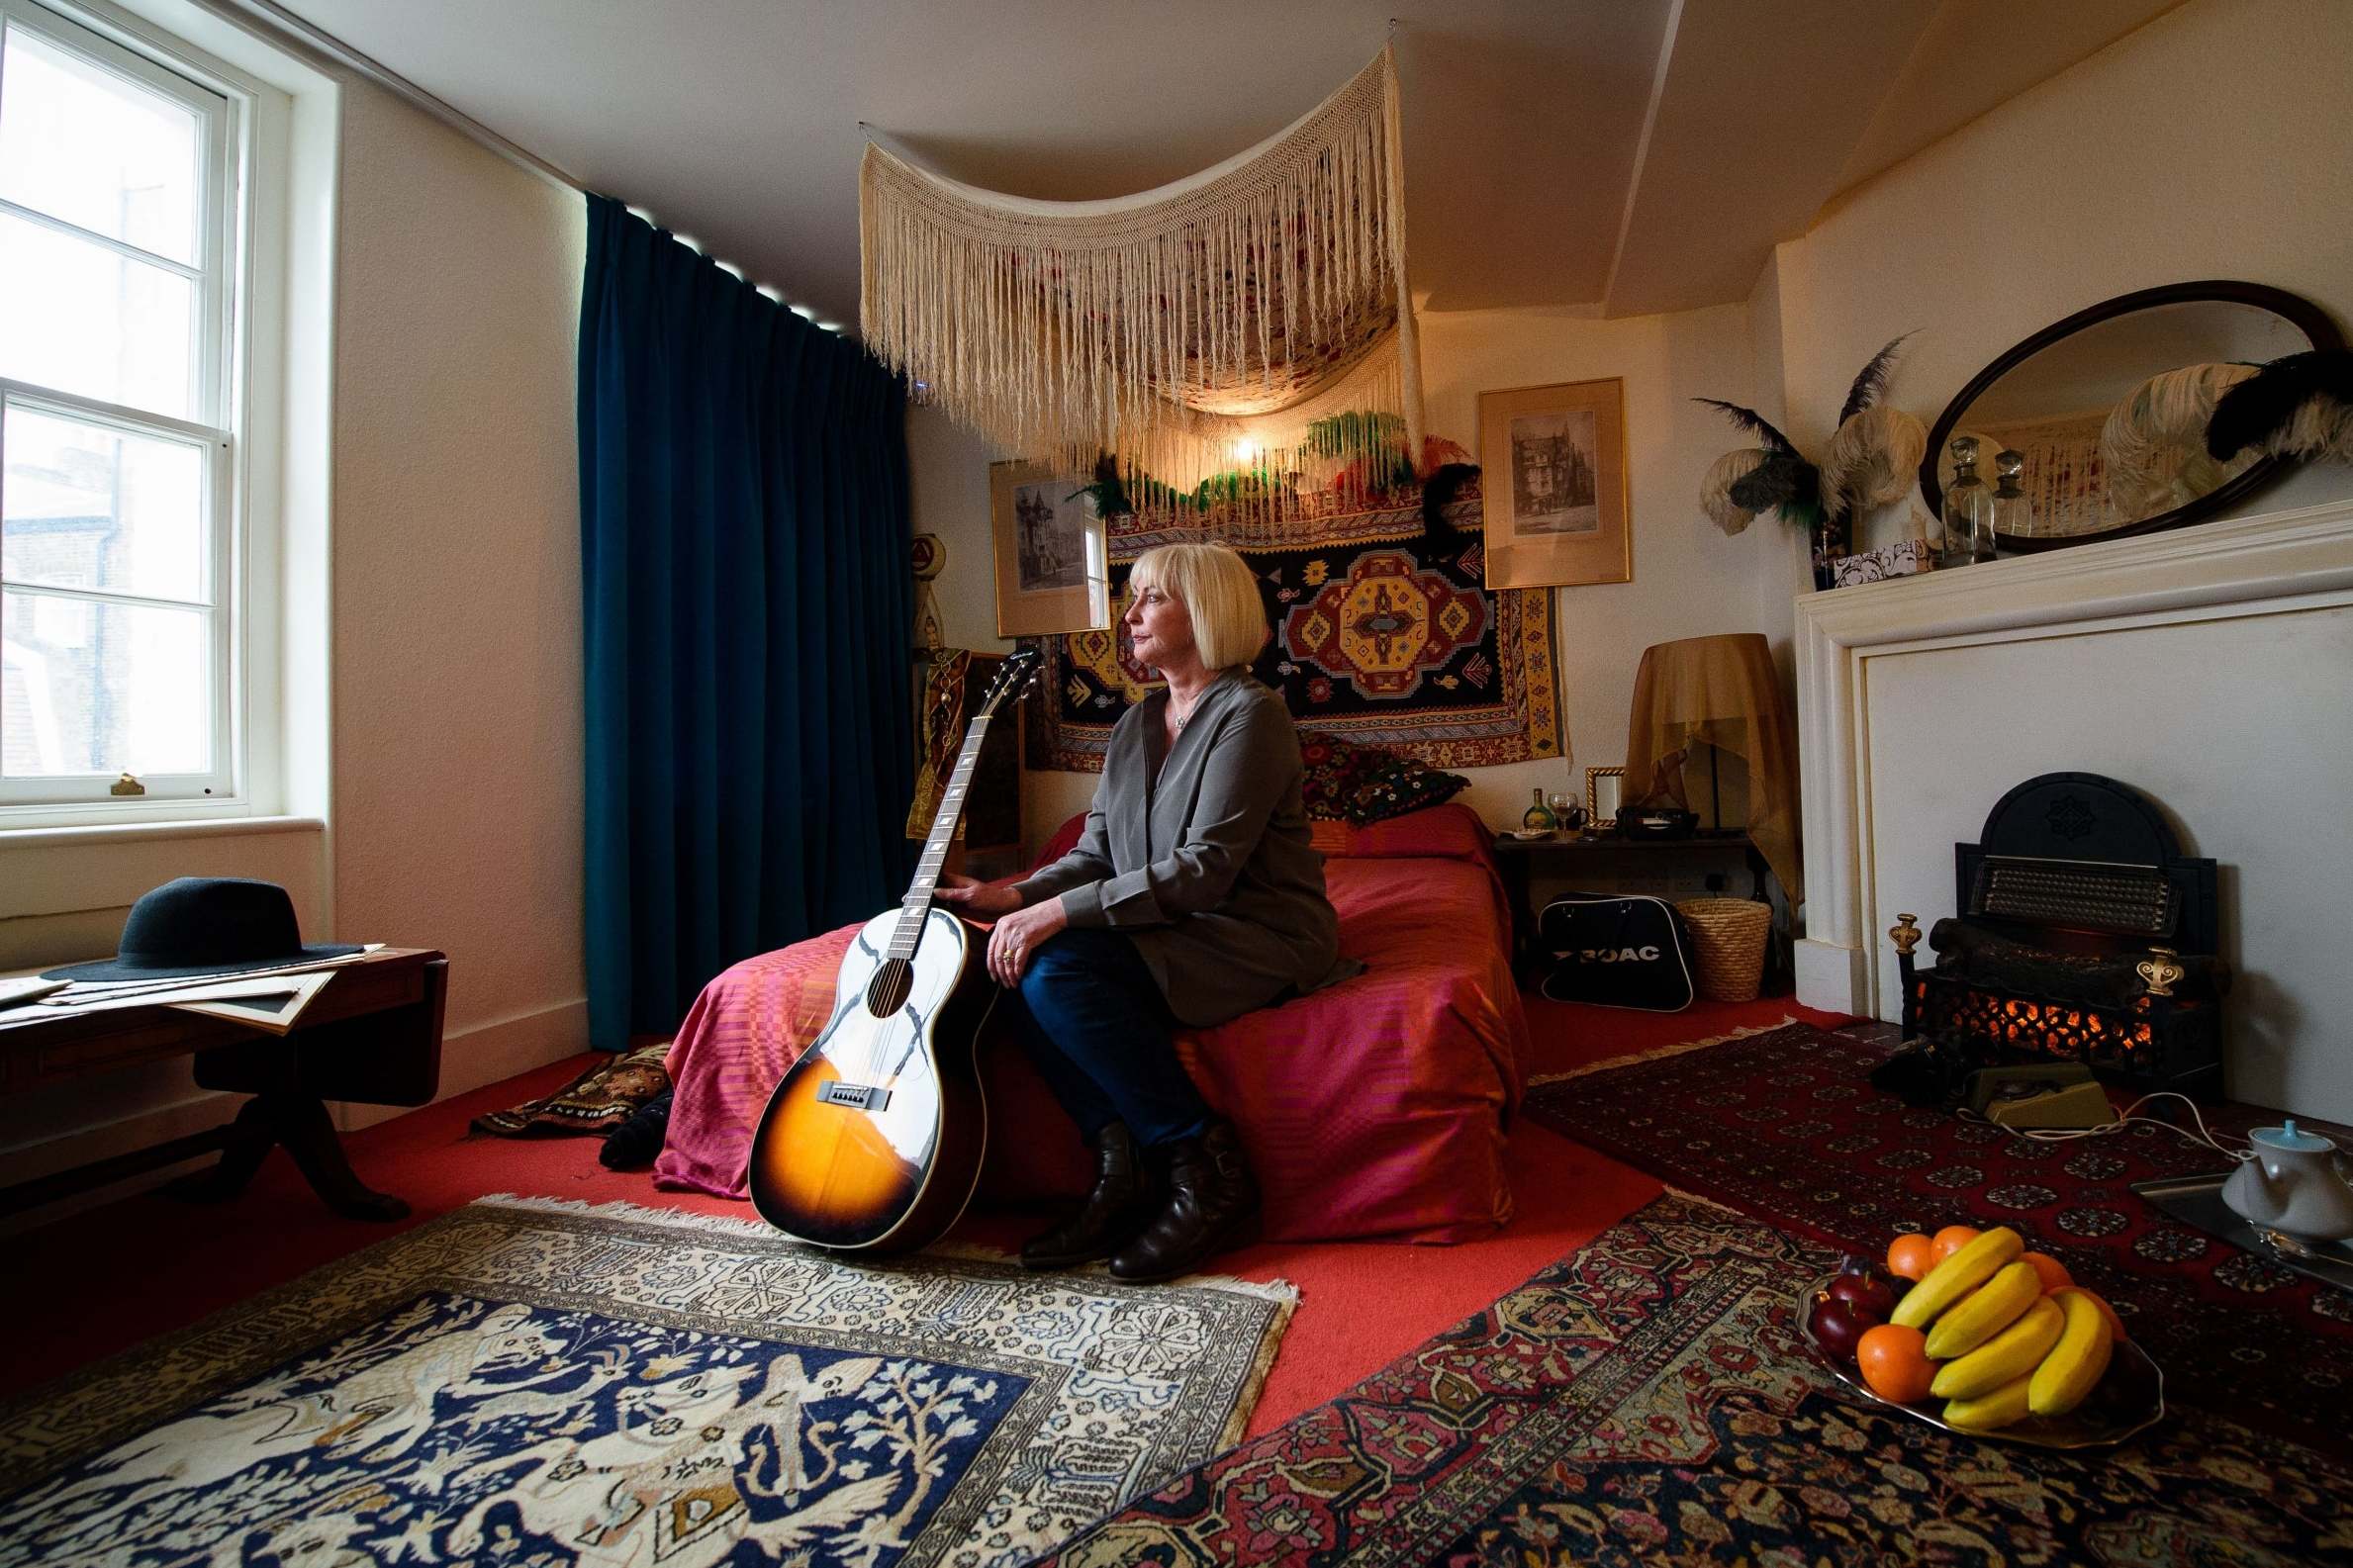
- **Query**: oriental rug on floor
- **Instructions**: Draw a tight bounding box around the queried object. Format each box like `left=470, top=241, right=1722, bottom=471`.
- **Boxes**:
left=1038, top=1193, right=2348, bottom=1567
left=1521, top=1023, right=2353, bottom=1457
left=0, top=1197, right=1291, bottom=1568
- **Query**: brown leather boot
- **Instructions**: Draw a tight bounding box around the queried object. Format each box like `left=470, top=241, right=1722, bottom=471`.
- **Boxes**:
left=1021, top=1122, right=1157, bottom=1270
left=1107, top=1120, right=1261, bottom=1283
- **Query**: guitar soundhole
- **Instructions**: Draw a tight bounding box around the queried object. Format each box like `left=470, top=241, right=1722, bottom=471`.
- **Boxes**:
left=865, top=959, right=914, bottom=1018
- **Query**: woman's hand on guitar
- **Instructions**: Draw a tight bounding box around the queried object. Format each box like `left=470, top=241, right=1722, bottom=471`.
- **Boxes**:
left=988, top=895, right=1068, bottom=987
left=935, top=874, right=1021, bottom=918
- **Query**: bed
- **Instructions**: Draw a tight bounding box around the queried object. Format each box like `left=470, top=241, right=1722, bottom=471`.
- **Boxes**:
left=655, top=801, right=1528, bottom=1244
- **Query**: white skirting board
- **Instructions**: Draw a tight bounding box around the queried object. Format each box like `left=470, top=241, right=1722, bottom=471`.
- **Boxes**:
left=1792, top=499, right=2353, bottom=1121
left=0, top=996, right=588, bottom=1234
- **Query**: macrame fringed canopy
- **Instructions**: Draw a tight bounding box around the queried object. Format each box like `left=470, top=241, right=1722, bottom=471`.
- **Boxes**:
left=860, top=46, right=1425, bottom=516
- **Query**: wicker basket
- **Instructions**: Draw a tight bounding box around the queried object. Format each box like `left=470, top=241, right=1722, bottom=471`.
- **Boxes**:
left=1675, top=896, right=1772, bottom=1002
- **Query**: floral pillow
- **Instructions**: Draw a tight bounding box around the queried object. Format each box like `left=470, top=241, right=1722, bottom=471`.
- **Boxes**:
left=1297, top=730, right=1471, bottom=826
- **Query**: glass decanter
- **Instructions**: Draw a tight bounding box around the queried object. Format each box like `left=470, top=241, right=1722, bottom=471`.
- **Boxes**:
left=1942, top=436, right=1996, bottom=567
left=1990, top=447, right=2032, bottom=544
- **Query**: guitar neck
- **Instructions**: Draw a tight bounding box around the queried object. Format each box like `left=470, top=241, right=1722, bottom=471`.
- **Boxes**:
left=893, top=715, right=990, bottom=959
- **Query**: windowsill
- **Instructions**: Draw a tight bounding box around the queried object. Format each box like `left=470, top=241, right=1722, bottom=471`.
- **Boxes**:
left=0, top=814, right=325, bottom=850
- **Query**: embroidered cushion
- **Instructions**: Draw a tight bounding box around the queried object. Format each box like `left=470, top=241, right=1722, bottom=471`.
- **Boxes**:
left=1299, top=730, right=1471, bottom=826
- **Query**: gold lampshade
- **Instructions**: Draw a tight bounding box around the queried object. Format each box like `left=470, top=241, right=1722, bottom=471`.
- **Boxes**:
left=1622, top=632, right=1800, bottom=904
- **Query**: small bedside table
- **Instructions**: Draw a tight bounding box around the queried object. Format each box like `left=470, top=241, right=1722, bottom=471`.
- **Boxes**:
left=1491, top=832, right=1771, bottom=974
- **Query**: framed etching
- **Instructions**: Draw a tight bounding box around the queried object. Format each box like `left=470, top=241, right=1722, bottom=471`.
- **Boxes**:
left=1478, top=378, right=1631, bottom=588
left=989, top=462, right=1109, bottom=637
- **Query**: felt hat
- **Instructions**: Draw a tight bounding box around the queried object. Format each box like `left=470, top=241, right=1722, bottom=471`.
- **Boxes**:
left=43, top=877, right=362, bottom=981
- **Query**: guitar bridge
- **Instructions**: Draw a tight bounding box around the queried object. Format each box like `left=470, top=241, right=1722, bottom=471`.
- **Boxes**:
left=816, top=1080, right=892, bottom=1113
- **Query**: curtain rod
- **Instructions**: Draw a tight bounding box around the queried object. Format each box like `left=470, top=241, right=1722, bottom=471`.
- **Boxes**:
left=198, top=0, right=585, bottom=196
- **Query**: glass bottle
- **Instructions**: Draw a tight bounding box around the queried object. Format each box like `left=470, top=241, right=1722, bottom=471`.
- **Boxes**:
left=1523, top=786, right=1556, bottom=833
left=1942, top=436, right=1995, bottom=567
left=1990, top=447, right=2031, bottom=545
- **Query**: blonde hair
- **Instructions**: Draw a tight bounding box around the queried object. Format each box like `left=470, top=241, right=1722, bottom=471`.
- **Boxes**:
left=1128, top=542, right=1268, bottom=672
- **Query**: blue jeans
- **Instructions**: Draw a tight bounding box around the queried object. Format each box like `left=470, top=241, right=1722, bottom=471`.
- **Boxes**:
left=998, top=928, right=1211, bottom=1150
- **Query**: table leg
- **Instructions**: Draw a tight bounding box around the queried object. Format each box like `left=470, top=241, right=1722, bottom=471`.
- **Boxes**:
left=172, top=1090, right=410, bottom=1222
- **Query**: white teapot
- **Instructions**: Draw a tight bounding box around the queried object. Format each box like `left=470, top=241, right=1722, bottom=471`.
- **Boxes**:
left=2220, top=1120, right=2353, bottom=1245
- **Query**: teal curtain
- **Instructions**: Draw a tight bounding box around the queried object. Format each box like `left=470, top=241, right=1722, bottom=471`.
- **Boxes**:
left=579, top=195, right=911, bottom=1051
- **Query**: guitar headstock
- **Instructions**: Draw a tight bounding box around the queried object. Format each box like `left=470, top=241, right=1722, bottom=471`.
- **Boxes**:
left=978, top=648, right=1042, bottom=719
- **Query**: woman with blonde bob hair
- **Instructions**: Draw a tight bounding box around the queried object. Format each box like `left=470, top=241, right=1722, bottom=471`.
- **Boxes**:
left=941, top=541, right=1349, bottom=1281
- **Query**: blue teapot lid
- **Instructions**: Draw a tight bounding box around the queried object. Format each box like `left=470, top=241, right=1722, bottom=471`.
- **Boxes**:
left=2252, top=1119, right=2333, bottom=1153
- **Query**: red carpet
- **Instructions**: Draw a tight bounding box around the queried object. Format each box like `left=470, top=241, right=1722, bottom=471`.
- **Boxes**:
left=1524, top=1021, right=2352, bottom=1459
left=4, top=991, right=1827, bottom=1438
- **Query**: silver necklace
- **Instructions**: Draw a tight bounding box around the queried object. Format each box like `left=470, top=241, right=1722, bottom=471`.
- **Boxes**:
left=1171, top=692, right=1202, bottom=731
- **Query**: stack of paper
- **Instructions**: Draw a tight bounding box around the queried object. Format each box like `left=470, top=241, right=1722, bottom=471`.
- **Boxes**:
left=0, top=946, right=384, bottom=1033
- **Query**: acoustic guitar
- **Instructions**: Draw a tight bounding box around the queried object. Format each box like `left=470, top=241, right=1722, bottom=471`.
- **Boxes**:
left=748, top=649, right=1041, bottom=1251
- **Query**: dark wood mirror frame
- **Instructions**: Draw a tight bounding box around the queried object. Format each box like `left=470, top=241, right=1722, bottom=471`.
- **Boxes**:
left=1919, top=280, right=2346, bottom=553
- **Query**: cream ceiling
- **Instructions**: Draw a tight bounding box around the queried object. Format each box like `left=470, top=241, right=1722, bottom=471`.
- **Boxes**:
left=248, top=0, right=2178, bottom=324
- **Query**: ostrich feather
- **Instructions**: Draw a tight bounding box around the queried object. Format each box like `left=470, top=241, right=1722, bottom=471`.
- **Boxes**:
left=1695, top=399, right=1801, bottom=456
left=1838, top=333, right=1916, bottom=426
left=2206, top=348, right=2353, bottom=462
left=1727, top=449, right=1822, bottom=522
left=2103, top=362, right=2261, bottom=521
left=1701, top=449, right=1770, bottom=535
left=1820, top=406, right=1928, bottom=523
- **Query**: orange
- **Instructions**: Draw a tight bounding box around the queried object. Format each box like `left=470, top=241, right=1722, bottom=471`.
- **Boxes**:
left=2020, top=1250, right=2073, bottom=1294
left=1886, top=1233, right=1936, bottom=1282
left=2052, top=1285, right=2129, bottom=1343
left=1929, top=1225, right=1983, bottom=1264
left=1856, top=1323, right=1935, bottom=1404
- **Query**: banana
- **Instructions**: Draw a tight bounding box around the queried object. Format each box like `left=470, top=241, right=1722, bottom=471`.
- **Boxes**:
left=1930, top=1295, right=2065, bottom=1400
left=1923, top=1261, right=2043, bottom=1360
left=1890, top=1227, right=2025, bottom=1331
left=1943, top=1370, right=2034, bottom=1432
left=2027, top=1286, right=2114, bottom=1417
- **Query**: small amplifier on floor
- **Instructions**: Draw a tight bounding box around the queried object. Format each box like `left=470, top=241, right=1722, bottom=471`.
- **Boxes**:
left=1968, top=1061, right=2118, bottom=1131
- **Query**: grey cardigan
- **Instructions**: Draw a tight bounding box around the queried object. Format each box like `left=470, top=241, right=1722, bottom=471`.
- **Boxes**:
left=1012, top=671, right=1352, bottom=1027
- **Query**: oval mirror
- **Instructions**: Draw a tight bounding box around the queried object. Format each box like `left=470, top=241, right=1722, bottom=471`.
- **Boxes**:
left=1920, top=281, right=2344, bottom=553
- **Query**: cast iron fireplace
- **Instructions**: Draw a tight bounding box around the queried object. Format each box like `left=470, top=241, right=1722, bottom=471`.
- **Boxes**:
left=1890, top=772, right=2227, bottom=1095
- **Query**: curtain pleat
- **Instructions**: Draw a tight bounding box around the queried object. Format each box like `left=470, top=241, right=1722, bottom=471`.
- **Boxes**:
left=580, top=195, right=911, bottom=1052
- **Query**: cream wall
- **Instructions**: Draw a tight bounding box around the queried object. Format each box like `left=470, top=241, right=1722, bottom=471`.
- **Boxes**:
left=1416, top=303, right=1784, bottom=825
left=329, top=80, right=588, bottom=1112
left=1768, top=0, right=2353, bottom=482
left=0, top=55, right=586, bottom=1196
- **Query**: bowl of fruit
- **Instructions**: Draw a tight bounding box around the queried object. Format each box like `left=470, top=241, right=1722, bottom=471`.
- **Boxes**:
left=1802, top=1225, right=2164, bottom=1448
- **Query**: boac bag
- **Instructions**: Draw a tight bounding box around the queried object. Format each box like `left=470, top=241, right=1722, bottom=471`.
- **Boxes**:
left=1538, top=893, right=1696, bottom=1011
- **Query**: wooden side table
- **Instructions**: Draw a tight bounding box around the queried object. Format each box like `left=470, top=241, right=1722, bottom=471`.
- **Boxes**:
left=0, top=948, right=447, bottom=1222
left=1491, top=832, right=1772, bottom=978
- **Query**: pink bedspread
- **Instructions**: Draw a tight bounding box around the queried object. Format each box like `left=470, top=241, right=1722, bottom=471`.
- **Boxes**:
left=656, top=802, right=1528, bottom=1244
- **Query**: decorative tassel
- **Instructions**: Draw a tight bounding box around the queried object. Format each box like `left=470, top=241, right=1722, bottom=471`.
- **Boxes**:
left=860, top=46, right=1422, bottom=512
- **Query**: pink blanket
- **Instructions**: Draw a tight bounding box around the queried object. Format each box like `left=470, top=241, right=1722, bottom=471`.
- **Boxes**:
left=656, top=803, right=1527, bottom=1243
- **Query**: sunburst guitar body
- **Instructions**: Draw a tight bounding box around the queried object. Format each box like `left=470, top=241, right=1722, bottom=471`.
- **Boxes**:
left=747, top=649, right=1039, bottom=1252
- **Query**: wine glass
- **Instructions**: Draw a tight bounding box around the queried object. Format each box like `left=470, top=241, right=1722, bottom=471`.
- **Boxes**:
left=1547, top=791, right=1575, bottom=831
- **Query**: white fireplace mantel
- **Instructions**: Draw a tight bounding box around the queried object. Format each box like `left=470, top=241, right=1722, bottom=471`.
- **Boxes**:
left=1793, top=499, right=2353, bottom=1061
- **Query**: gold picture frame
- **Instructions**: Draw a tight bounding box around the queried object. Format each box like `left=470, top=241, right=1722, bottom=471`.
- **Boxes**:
left=988, top=461, right=1110, bottom=638
left=1478, top=377, right=1631, bottom=588
left=1586, top=766, right=1627, bottom=825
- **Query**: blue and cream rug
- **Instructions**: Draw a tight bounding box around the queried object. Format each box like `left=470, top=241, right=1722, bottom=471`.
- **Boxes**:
left=0, top=1197, right=1294, bottom=1567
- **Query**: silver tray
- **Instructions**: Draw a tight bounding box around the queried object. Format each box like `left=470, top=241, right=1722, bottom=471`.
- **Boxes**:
left=1800, top=1273, right=2166, bottom=1449
left=2131, top=1170, right=2353, bottom=1292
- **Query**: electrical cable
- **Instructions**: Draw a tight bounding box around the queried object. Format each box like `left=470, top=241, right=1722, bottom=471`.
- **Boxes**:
left=1959, top=1089, right=2252, bottom=1165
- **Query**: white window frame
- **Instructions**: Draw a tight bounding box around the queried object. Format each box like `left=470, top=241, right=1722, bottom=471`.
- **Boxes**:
left=0, top=0, right=262, bottom=824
